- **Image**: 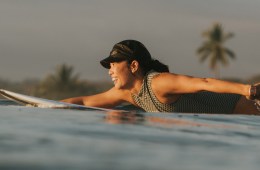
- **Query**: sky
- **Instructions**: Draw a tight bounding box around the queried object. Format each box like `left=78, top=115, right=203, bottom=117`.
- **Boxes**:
left=0, top=0, right=259, bottom=82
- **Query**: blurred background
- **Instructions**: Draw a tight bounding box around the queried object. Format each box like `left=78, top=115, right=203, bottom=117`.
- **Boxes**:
left=0, top=0, right=259, bottom=99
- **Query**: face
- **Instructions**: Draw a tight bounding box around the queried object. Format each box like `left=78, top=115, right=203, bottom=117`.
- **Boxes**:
left=108, top=61, right=134, bottom=89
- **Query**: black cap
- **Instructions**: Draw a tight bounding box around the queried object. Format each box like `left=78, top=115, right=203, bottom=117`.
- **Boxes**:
left=100, top=40, right=152, bottom=69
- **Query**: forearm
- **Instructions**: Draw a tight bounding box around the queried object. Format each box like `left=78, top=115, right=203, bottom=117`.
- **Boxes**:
left=200, top=78, right=251, bottom=96
left=61, top=95, right=103, bottom=106
left=61, top=97, right=84, bottom=105
left=61, top=88, right=127, bottom=108
left=61, top=95, right=106, bottom=107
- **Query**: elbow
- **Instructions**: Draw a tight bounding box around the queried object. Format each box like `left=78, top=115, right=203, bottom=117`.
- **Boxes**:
left=197, top=78, right=211, bottom=91
left=202, top=78, right=210, bottom=83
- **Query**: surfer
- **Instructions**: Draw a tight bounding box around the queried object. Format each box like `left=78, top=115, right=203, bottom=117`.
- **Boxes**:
left=62, top=40, right=260, bottom=114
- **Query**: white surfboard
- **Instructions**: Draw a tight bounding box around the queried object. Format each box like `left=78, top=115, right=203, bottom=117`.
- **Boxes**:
left=0, top=89, right=123, bottom=112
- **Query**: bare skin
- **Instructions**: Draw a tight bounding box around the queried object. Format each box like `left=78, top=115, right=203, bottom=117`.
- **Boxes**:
left=62, top=60, right=259, bottom=114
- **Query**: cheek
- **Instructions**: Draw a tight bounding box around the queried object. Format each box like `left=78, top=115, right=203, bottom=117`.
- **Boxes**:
left=116, top=64, right=129, bottom=75
left=123, top=72, right=135, bottom=85
left=118, top=68, right=133, bottom=84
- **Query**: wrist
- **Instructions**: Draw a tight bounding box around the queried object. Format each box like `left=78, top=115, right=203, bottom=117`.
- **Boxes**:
left=249, top=84, right=259, bottom=100
left=245, top=85, right=251, bottom=96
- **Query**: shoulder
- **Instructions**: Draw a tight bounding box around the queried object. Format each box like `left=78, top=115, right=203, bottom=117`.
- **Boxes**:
left=152, top=72, right=191, bottom=83
left=151, top=72, right=198, bottom=95
left=151, top=72, right=177, bottom=82
left=150, top=72, right=180, bottom=94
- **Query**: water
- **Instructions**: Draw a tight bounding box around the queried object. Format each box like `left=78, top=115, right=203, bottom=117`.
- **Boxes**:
left=1, top=100, right=260, bottom=170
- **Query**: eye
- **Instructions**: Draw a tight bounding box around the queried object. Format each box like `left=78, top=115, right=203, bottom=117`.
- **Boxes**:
left=110, top=63, right=115, bottom=68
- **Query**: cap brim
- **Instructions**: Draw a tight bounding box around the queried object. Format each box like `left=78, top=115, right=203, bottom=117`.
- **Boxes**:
left=100, top=54, right=128, bottom=69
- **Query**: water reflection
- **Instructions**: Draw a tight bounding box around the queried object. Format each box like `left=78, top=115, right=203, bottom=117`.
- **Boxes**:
left=104, top=111, right=238, bottom=129
left=104, top=111, right=145, bottom=125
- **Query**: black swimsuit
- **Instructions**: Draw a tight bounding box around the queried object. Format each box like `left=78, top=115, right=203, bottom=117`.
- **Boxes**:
left=131, top=71, right=241, bottom=113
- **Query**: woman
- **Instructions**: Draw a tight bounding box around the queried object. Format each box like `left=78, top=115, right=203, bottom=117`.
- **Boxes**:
left=62, top=40, right=260, bottom=114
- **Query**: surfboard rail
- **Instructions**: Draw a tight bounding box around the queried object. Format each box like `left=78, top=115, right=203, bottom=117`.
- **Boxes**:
left=0, top=89, right=126, bottom=112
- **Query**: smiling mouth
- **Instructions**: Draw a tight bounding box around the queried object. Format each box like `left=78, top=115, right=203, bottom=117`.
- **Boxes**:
left=112, top=78, right=118, bottom=84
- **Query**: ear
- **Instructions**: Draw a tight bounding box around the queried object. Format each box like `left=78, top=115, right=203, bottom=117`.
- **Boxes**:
left=130, top=60, right=139, bottom=73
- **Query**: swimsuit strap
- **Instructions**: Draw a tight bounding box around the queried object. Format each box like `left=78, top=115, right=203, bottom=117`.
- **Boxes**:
left=144, top=73, right=163, bottom=112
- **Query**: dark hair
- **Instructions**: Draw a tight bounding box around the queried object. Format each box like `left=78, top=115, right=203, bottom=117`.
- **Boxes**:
left=100, top=40, right=169, bottom=74
left=143, top=59, right=169, bottom=74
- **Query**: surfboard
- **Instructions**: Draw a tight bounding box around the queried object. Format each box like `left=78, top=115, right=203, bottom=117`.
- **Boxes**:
left=0, top=89, right=123, bottom=112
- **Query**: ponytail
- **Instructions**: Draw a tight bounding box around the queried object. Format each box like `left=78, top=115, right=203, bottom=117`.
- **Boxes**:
left=150, top=59, right=169, bottom=73
left=141, top=59, right=169, bottom=74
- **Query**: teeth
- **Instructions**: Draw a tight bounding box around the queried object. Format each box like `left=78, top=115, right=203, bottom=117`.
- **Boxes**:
left=112, top=78, right=117, bottom=82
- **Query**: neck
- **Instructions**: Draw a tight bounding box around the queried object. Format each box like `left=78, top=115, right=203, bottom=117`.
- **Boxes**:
left=129, top=72, right=145, bottom=95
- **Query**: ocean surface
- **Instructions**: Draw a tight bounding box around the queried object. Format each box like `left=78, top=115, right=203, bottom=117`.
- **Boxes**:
left=1, top=99, right=260, bottom=170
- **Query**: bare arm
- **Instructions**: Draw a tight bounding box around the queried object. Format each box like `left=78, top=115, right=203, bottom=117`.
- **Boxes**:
left=153, top=73, right=251, bottom=97
left=61, top=88, right=131, bottom=108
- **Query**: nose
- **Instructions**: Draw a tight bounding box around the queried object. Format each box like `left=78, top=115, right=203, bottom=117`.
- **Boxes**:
left=108, top=67, right=113, bottom=76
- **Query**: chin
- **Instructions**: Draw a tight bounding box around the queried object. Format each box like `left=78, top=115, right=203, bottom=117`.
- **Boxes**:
left=114, top=83, right=121, bottom=89
left=115, top=86, right=123, bottom=90
left=114, top=83, right=126, bottom=90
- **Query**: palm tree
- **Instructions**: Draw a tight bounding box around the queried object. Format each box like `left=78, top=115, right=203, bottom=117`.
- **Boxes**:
left=33, top=63, right=113, bottom=99
left=197, top=23, right=236, bottom=78
left=46, top=64, right=79, bottom=91
left=35, top=64, right=80, bottom=99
